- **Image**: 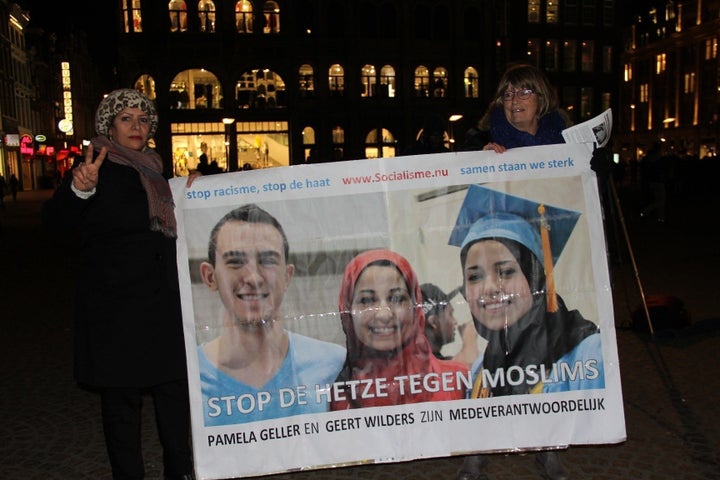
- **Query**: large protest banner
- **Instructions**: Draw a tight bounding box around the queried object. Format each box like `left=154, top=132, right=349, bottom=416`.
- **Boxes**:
left=170, top=143, right=626, bottom=480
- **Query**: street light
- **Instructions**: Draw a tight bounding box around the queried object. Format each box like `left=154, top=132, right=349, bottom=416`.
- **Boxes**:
left=448, top=114, right=463, bottom=150
left=660, top=117, right=675, bottom=143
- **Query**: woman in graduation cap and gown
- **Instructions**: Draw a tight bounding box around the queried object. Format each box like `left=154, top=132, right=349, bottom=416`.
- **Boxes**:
left=330, top=249, right=468, bottom=410
left=454, top=184, right=604, bottom=480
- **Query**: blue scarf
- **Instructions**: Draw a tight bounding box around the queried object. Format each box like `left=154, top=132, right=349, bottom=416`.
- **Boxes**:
left=489, top=107, right=567, bottom=148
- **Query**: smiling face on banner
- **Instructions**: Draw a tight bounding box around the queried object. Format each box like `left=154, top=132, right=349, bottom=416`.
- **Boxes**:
left=201, top=220, right=294, bottom=327
left=462, top=238, right=534, bottom=331
left=350, top=264, right=415, bottom=352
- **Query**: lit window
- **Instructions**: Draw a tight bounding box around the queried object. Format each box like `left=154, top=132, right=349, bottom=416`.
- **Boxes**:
left=463, top=67, right=479, bottom=98
left=528, top=0, right=540, bottom=23
left=198, top=0, right=216, bottom=33
left=656, top=53, right=666, bottom=74
left=361, top=64, right=377, bottom=98
left=168, top=0, right=188, bottom=33
left=414, top=66, right=430, bottom=97
left=379, top=65, right=396, bottom=98
left=329, top=64, right=345, bottom=96
left=134, top=74, right=156, bottom=100
left=705, top=38, right=718, bottom=60
left=236, top=0, right=253, bottom=33
left=169, top=69, right=222, bottom=109
left=236, top=69, right=286, bottom=109
left=365, top=128, right=396, bottom=159
left=640, top=83, right=648, bottom=103
left=624, top=63, right=632, bottom=82
left=298, top=64, right=314, bottom=97
left=683, top=73, right=695, bottom=94
left=302, top=127, right=317, bottom=163
left=546, top=0, right=558, bottom=23
left=263, top=1, right=280, bottom=34
left=123, top=0, right=142, bottom=33
left=432, top=67, right=448, bottom=98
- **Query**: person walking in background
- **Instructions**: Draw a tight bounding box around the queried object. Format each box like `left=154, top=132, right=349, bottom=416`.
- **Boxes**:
left=639, top=141, right=672, bottom=223
left=330, top=249, right=468, bottom=410
left=0, top=173, right=7, bottom=209
left=197, top=142, right=211, bottom=175
left=196, top=203, right=345, bottom=425
left=9, top=173, right=19, bottom=202
left=42, top=88, right=194, bottom=480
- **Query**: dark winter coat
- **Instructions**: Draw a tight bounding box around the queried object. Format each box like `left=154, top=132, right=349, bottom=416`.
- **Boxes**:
left=42, top=160, right=187, bottom=388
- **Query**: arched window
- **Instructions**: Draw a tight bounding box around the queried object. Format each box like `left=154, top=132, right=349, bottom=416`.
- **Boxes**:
left=433, top=67, right=448, bottom=98
left=134, top=74, right=156, bottom=100
left=379, top=65, right=395, bottom=98
left=360, top=64, right=376, bottom=98
left=365, top=128, right=396, bottom=159
left=235, top=0, right=253, bottom=33
left=302, top=126, right=316, bottom=162
left=414, top=65, right=430, bottom=97
left=236, top=69, right=286, bottom=109
left=263, top=1, right=280, bottom=34
left=169, top=69, right=222, bottom=109
left=464, top=67, right=479, bottom=98
left=329, top=64, right=344, bottom=96
left=198, top=0, right=216, bottom=33
left=168, top=0, right=188, bottom=32
left=298, top=64, right=314, bottom=97
left=123, top=0, right=143, bottom=33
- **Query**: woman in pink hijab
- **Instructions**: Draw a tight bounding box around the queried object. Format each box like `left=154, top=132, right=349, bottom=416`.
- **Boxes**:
left=331, top=249, right=468, bottom=410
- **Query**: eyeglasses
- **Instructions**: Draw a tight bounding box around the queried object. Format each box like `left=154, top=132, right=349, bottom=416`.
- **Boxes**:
left=501, top=88, right=535, bottom=101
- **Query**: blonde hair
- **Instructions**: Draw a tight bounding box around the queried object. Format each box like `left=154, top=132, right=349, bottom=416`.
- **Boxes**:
left=476, top=63, right=562, bottom=132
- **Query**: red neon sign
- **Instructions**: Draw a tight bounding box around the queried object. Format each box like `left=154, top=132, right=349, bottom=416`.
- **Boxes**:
left=20, top=135, right=34, bottom=155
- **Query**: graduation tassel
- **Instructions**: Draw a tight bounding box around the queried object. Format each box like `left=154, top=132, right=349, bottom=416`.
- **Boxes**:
left=538, top=204, right=558, bottom=312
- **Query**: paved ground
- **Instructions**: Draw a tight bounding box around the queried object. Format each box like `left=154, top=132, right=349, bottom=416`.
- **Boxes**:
left=1, top=180, right=718, bottom=480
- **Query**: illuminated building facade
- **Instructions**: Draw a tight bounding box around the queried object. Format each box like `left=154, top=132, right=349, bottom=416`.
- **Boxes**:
left=4, top=1, right=630, bottom=184
left=616, top=0, right=720, bottom=161
left=111, top=0, right=625, bottom=175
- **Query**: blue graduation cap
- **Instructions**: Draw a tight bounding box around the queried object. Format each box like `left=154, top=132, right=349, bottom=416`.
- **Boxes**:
left=448, top=184, right=581, bottom=267
left=448, top=185, right=582, bottom=312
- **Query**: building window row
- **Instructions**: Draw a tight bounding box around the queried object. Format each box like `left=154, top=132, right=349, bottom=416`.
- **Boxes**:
left=527, top=38, right=611, bottom=74
left=135, top=63, right=482, bottom=112
left=124, top=0, right=280, bottom=34
left=525, top=0, right=613, bottom=26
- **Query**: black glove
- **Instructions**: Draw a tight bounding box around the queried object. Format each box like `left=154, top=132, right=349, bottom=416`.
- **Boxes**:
left=590, top=146, right=612, bottom=178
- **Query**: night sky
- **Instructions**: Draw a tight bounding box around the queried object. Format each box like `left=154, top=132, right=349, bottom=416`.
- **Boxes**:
left=20, top=1, right=118, bottom=87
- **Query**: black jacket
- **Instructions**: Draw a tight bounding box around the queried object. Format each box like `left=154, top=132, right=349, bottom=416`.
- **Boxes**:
left=42, top=160, right=187, bottom=388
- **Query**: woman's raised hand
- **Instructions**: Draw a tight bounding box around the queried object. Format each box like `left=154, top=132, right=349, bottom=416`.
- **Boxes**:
left=72, top=144, right=107, bottom=192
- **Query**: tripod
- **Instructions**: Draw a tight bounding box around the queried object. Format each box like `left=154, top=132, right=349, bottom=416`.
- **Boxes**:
left=601, top=173, right=654, bottom=336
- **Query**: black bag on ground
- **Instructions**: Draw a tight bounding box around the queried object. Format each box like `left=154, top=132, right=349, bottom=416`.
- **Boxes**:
left=631, top=294, right=691, bottom=333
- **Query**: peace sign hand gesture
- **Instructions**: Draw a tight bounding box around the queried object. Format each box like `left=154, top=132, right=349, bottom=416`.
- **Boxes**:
left=72, top=144, right=108, bottom=192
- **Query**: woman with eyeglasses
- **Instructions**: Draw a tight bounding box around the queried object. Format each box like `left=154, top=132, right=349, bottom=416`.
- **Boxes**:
left=456, top=64, right=576, bottom=480
left=474, top=63, right=570, bottom=154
